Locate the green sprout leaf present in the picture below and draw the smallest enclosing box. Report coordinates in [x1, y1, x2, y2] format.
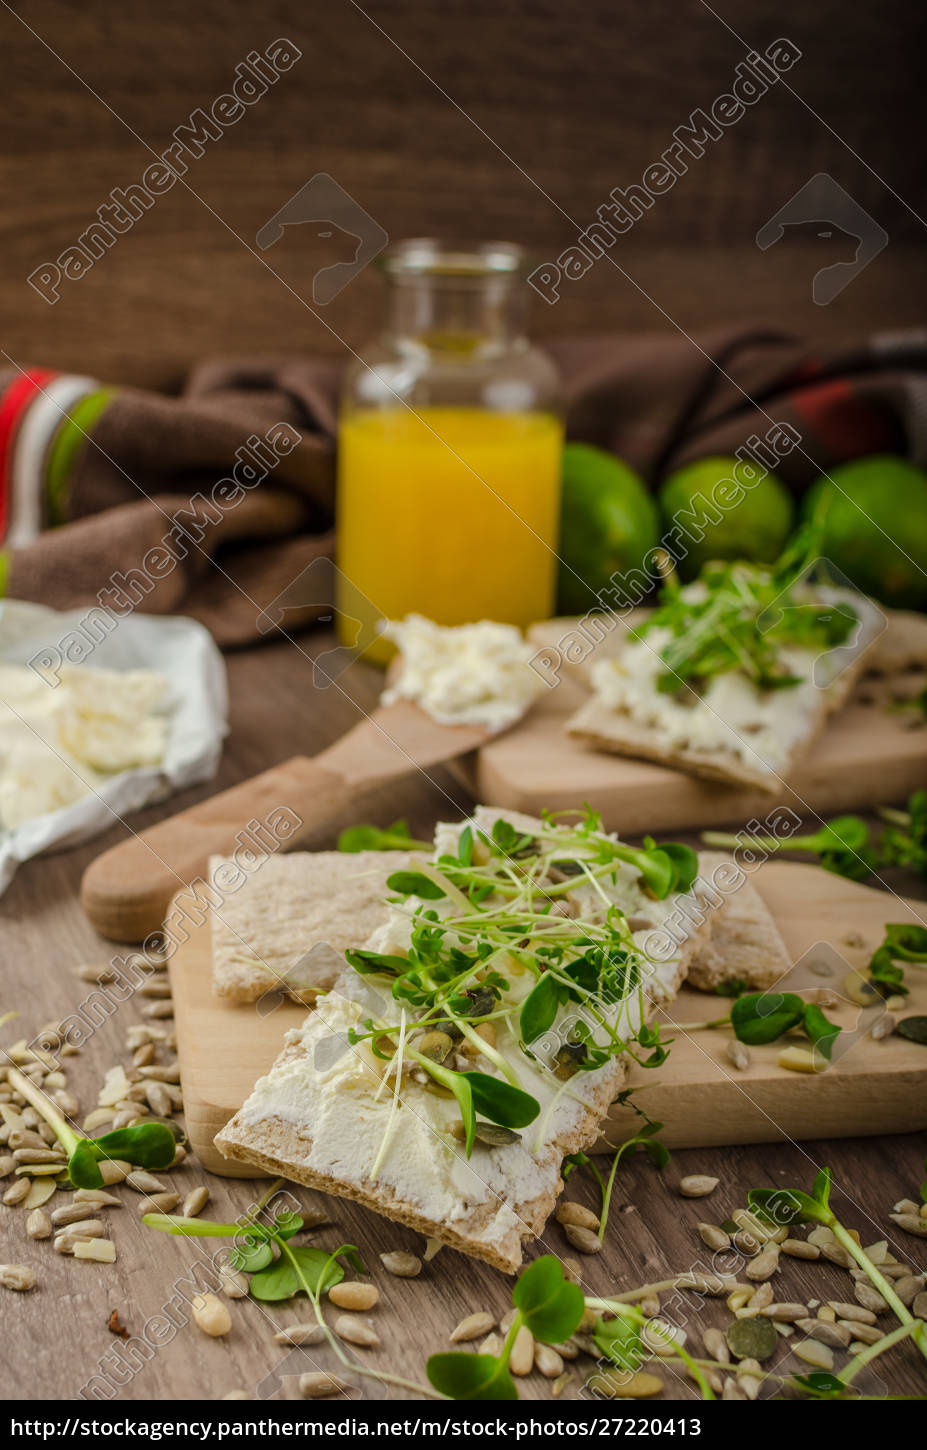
[595, 1311, 645, 1374]
[337, 820, 429, 853]
[731, 991, 806, 1045]
[802, 1003, 842, 1061]
[386, 871, 446, 900]
[426, 1353, 517, 1401]
[511, 1256, 584, 1343]
[67, 1123, 177, 1190]
[465, 1073, 540, 1131]
[248, 1245, 345, 1302]
[519, 973, 564, 1044]
[748, 1184, 833, 1228]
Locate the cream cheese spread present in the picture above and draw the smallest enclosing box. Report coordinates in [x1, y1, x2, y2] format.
[380, 615, 545, 731]
[0, 662, 170, 830]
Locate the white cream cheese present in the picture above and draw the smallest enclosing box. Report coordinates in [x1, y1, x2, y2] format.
[0, 662, 170, 830]
[380, 615, 544, 731]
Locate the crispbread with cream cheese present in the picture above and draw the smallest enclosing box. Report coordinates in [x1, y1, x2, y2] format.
[214, 807, 712, 1271]
[209, 849, 422, 1002]
[686, 851, 791, 992]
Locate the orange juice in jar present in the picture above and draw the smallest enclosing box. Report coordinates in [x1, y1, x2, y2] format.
[336, 241, 562, 663]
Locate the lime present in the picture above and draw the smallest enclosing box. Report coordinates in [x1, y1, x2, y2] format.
[658, 457, 794, 580]
[803, 456, 927, 609]
[556, 444, 660, 614]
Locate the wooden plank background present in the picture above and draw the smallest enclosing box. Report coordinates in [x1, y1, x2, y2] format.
[1, 635, 925, 1401]
[0, 0, 924, 389]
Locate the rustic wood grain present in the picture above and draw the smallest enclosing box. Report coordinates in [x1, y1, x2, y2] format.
[0, 0, 924, 388]
[1, 633, 925, 1401]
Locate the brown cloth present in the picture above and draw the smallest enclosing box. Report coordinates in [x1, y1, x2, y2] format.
[7, 327, 927, 646]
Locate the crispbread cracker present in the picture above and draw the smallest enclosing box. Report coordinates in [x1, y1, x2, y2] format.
[209, 849, 422, 1002]
[686, 852, 791, 992]
[214, 809, 712, 1270]
[865, 609, 927, 676]
[567, 646, 870, 792]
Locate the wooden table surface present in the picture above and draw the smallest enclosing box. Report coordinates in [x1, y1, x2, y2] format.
[2, 631, 925, 1403]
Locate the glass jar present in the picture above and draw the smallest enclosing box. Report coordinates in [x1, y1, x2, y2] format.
[336, 239, 562, 663]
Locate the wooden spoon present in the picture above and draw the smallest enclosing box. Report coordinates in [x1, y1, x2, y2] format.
[80, 696, 495, 943]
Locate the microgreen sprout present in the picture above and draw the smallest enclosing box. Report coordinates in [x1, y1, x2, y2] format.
[702, 814, 875, 882]
[337, 819, 430, 853]
[427, 1256, 584, 1400]
[563, 1095, 669, 1240]
[8, 1065, 176, 1189]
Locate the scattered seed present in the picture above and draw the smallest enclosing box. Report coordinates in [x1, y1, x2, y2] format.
[479, 1332, 502, 1356]
[23, 1179, 58, 1210]
[591, 1369, 664, 1399]
[13, 1148, 65, 1165]
[329, 1282, 379, 1312]
[74, 1189, 122, 1208]
[726, 1039, 751, 1071]
[144, 1083, 173, 1117]
[379, 1251, 421, 1278]
[510, 1325, 535, 1376]
[732, 1230, 760, 1257]
[702, 1327, 729, 1364]
[897, 1015, 927, 1044]
[778, 1046, 822, 1073]
[869, 1014, 896, 1041]
[450, 1311, 495, 1343]
[564, 1224, 602, 1255]
[828, 1301, 876, 1324]
[334, 1314, 380, 1348]
[821, 1243, 854, 1268]
[76, 964, 115, 983]
[722, 1378, 748, 1400]
[0, 1264, 36, 1290]
[745, 1247, 779, 1282]
[273, 1324, 325, 1346]
[3, 1178, 30, 1205]
[218, 1266, 249, 1298]
[555, 1338, 580, 1361]
[142, 1001, 174, 1020]
[222, 1391, 250, 1401]
[795, 1318, 852, 1348]
[760, 1302, 806, 1322]
[747, 1281, 774, 1312]
[854, 1281, 888, 1313]
[182, 1187, 209, 1219]
[725, 1317, 778, 1362]
[74, 1239, 117, 1263]
[698, 1222, 731, 1251]
[893, 1274, 926, 1306]
[890, 1213, 927, 1238]
[894, 1198, 920, 1215]
[58, 1218, 105, 1239]
[912, 1290, 927, 1319]
[192, 1293, 232, 1337]
[793, 1338, 834, 1370]
[556, 1201, 600, 1232]
[53, 1202, 105, 1227]
[552, 1370, 573, 1398]
[781, 1237, 820, 1260]
[142, 1192, 180, 1214]
[639, 1294, 660, 1318]
[299, 1372, 350, 1399]
[679, 1175, 719, 1198]
[98, 1160, 132, 1185]
[125, 1171, 168, 1194]
[535, 1343, 564, 1378]
[0, 1155, 15, 1178]
[26, 1208, 52, 1239]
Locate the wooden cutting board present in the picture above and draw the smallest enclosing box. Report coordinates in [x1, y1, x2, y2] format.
[168, 862, 927, 1176]
[451, 617, 927, 832]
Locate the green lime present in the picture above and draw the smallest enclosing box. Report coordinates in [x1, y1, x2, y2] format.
[803, 456, 927, 609]
[658, 457, 794, 580]
[556, 444, 660, 614]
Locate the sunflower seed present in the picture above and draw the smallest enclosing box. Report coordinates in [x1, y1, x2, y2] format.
[702, 1327, 729, 1364]
[74, 1190, 122, 1207]
[379, 1251, 421, 1278]
[98, 1160, 132, 1185]
[329, 1282, 379, 1312]
[535, 1343, 565, 1378]
[182, 1187, 209, 1218]
[745, 1247, 779, 1282]
[890, 1213, 927, 1238]
[299, 1372, 351, 1399]
[698, 1222, 731, 1251]
[869, 1015, 896, 1040]
[218, 1266, 250, 1298]
[3, 1179, 30, 1205]
[912, 1291, 927, 1319]
[726, 1040, 751, 1071]
[679, 1175, 719, 1198]
[552, 1370, 574, 1397]
[274, 1324, 325, 1346]
[74, 1239, 116, 1263]
[821, 1243, 853, 1268]
[26, 1208, 52, 1238]
[510, 1326, 535, 1376]
[192, 1293, 231, 1336]
[564, 1224, 602, 1254]
[828, 1301, 876, 1324]
[141, 1192, 180, 1214]
[854, 1281, 888, 1313]
[795, 1318, 852, 1348]
[894, 1274, 925, 1305]
[0, 1264, 36, 1290]
[0, 1155, 15, 1178]
[333, 1314, 379, 1348]
[125, 1171, 167, 1194]
[747, 1281, 774, 1311]
[144, 1083, 173, 1117]
[793, 1338, 834, 1370]
[12, 1148, 65, 1165]
[760, 1302, 806, 1322]
[450, 1312, 495, 1343]
[557, 1201, 600, 1231]
[781, 1237, 820, 1260]
[590, 1368, 664, 1398]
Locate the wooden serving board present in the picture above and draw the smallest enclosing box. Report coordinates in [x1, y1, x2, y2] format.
[168, 862, 927, 1176]
[451, 617, 927, 833]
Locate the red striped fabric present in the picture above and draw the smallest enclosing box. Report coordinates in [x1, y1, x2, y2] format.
[0, 368, 57, 543]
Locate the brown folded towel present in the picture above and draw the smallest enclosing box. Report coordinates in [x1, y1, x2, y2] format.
[1, 328, 923, 645]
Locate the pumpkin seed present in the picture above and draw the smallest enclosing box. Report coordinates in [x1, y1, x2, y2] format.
[843, 971, 881, 1008]
[22, 1179, 58, 1210]
[679, 1175, 719, 1198]
[725, 1317, 778, 1361]
[896, 1015, 927, 1044]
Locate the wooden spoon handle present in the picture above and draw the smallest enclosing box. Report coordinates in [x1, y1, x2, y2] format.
[80, 754, 350, 944]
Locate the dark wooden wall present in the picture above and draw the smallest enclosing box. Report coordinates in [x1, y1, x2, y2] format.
[2, 0, 925, 390]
